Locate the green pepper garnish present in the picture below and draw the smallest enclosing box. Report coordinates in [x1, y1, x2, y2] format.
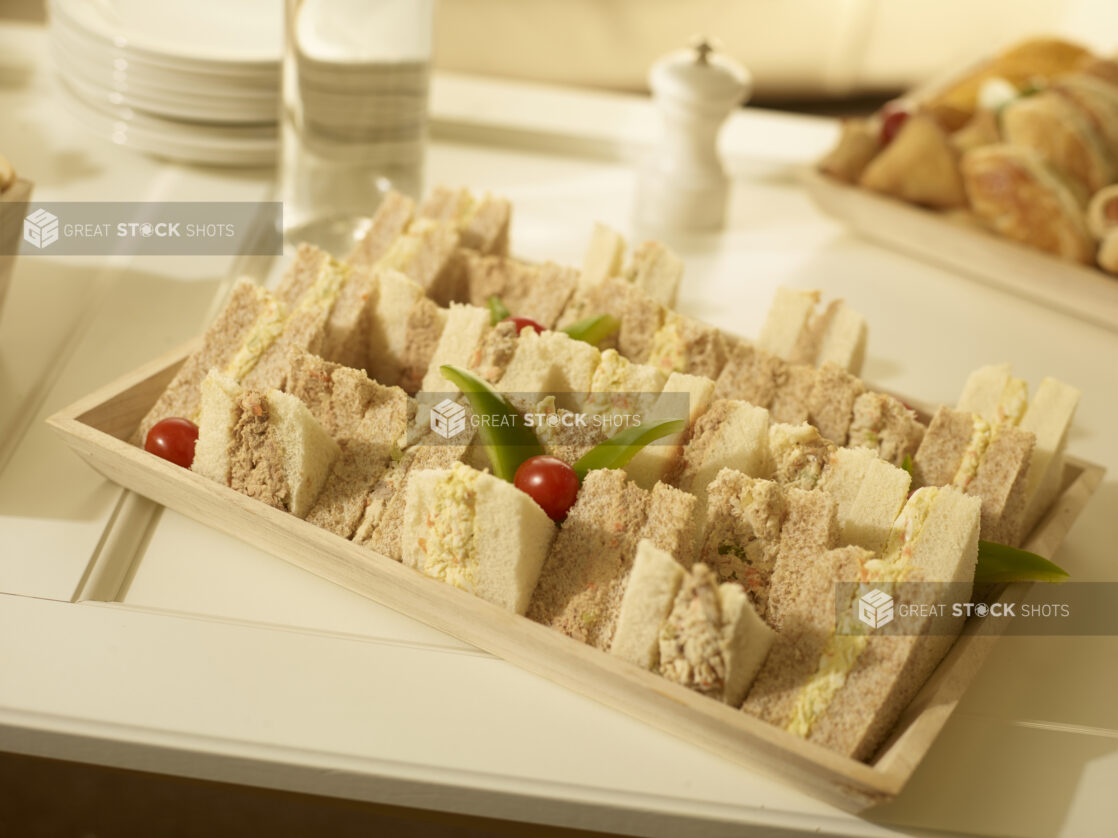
[901, 453, 913, 476]
[561, 314, 621, 347]
[975, 540, 1069, 584]
[440, 364, 544, 482]
[487, 295, 511, 326]
[571, 418, 686, 481]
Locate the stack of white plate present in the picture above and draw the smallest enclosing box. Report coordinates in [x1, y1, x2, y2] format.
[48, 0, 282, 167]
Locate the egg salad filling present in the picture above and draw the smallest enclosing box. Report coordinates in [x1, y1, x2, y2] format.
[784, 489, 941, 738]
[221, 296, 287, 383]
[585, 350, 641, 414]
[376, 219, 435, 274]
[953, 377, 1027, 490]
[418, 462, 482, 594]
[647, 317, 688, 376]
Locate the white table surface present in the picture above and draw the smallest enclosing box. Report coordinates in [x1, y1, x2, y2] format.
[2, 20, 1117, 838]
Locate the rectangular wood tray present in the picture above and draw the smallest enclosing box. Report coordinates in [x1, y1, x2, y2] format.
[802, 167, 1118, 335]
[47, 338, 1105, 812]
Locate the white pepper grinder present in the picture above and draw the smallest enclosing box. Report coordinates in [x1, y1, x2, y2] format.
[636, 39, 751, 232]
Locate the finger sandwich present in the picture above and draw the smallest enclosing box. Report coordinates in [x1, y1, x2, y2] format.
[401, 462, 555, 614]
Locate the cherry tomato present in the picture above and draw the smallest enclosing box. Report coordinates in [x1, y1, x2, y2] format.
[503, 315, 545, 336]
[880, 103, 911, 146]
[145, 417, 199, 469]
[514, 455, 580, 522]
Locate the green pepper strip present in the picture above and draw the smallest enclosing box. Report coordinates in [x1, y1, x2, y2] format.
[572, 419, 686, 481]
[561, 314, 621, 346]
[975, 540, 1070, 584]
[487, 295, 511, 326]
[440, 364, 544, 482]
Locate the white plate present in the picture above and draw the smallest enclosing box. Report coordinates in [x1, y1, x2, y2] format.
[51, 34, 278, 123]
[49, 15, 280, 97]
[56, 77, 277, 167]
[52, 0, 281, 70]
[55, 50, 277, 126]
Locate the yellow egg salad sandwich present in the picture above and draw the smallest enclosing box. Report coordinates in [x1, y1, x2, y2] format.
[744, 486, 981, 760]
[401, 462, 556, 614]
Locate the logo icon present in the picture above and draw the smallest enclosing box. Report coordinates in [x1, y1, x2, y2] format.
[858, 588, 894, 629]
[430, 398, 466, 439]
[24, 208, 60, 249]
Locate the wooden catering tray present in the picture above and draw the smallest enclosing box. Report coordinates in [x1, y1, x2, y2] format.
[47, 337, 1105, 812]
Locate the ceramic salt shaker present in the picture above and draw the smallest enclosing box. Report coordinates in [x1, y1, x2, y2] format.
[636, 40, 751, 232]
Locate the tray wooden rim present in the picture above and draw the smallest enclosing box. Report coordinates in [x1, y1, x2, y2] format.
[801, 166, 1118, 335]
[46, 340, 1106, 812]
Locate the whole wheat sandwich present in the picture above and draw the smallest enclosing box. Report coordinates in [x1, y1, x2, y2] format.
[281, 351, 411, 538]
[744, 486, 981, 760]
[192, 371, 339, 519]
[401, 462, 556, 614]
[526, 469, 697, 650]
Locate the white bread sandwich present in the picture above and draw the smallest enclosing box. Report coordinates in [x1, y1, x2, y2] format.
[657, 562, 774, 706]
[526, 468, 697, 650]
[365, 267, 447, 393]
[193, 371, 339, 518]
[460, 250, 577, 329]
[577, 224, 683, 307]
[956, 363, 1029, 427]
[497, 328, 601, 412]
[609, 539, 686, 670]
[956, 363, 1080, 535]
[624, 371, 715, 489]
[374, 218, 463, 305]
[133, 277, 285, 445]
[346, 190, 416, 269]
[579, 222, 626, 292]
[1019, 377, 1080, 532]
[418, 303, 493, 395]
[612, 544, 775, 706]
[646, 310, 729, 380]
[401, 462, 555, 614]
[673, 399, 771, 539]
[847, 391, 926, 468]
[583, 348, 666, 418]
[913, 405, 1035, 545]
[818, 446, 911, 554]
[757, 288, 868, 376]
[416, 186, 511, 255]
[354, 426, 480, 561]
[625, 239, 684, 308]
[282, 352, 411, 538]
[745, 486, 980, 760]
